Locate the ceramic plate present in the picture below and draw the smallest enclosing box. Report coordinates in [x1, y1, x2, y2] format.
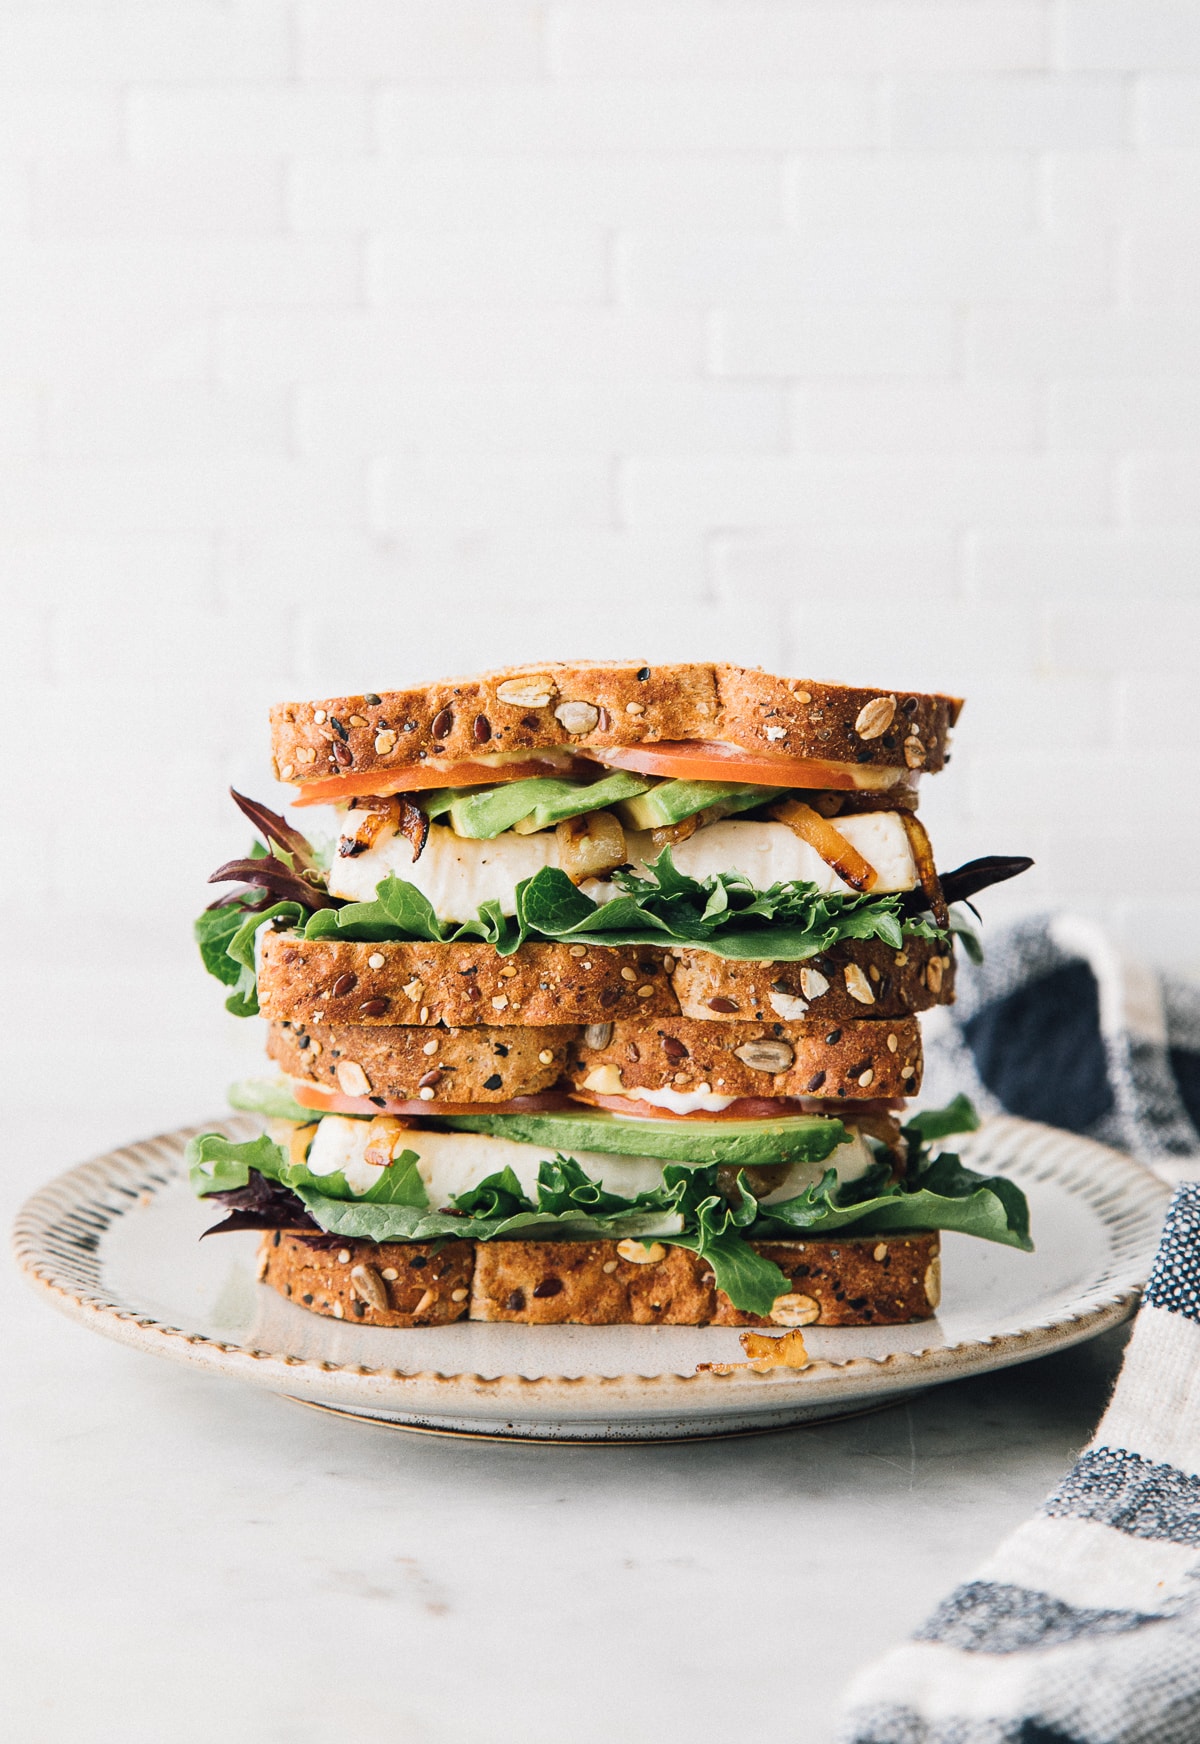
[14, 1114, 1169, 1441]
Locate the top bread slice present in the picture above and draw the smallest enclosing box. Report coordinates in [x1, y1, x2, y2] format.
[270, 662, 962, 789]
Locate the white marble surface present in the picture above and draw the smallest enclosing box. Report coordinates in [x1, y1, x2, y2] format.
[3, 1105, 1130, 1744]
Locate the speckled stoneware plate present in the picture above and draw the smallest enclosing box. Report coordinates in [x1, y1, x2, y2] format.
[14, 1115, 1169, 1442]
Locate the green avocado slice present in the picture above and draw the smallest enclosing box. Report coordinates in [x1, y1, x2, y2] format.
[617, 779, 786, 830]
[438, 1106, 850, 1168]
[439, 771, 651, 839]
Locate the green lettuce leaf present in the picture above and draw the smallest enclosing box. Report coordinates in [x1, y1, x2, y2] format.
[194, 897, 304, 1015]
[752, 1097, 1031, 1251]
[195, 902, 253, 988]
[903, 1093, 981, 1145]
[300, 874, 516, 951]
[188, 1129, 428, 1211]
[510, 850, 941, 959]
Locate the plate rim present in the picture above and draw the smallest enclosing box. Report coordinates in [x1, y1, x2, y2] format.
[12, 1113, 1170, 1412]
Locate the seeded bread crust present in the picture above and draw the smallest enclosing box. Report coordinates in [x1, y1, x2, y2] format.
[258, 932, 954, 1030]
[258, 932, 679, 1028]
[669, 937, 955, 1023]
[258, 1232, 473, 1326]
[267, 1018, 577, 1104]
[568, 1015, 922, 1102]
[270, 663, 961, 786]
[257, 1231, 939, 1327]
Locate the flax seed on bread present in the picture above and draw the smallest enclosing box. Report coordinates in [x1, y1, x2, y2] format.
[267, 1018, 577, 1104]
[568, 1015, 922, 1103]
[271, 663, 962, 788]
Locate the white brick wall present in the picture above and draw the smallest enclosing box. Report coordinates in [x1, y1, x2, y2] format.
[4, 0, 1200, 1035]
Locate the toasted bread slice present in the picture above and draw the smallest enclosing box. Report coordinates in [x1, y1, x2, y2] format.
[258, 933, 953, 1030]
[567, 1015, 922, 1104]
[270, 663, 961, 789]
[267, 1017, 576, 1105]
[257, 1230, 940, 1327]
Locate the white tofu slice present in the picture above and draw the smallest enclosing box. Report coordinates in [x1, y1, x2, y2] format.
[326, 822, 559, 918]
[325, 813, 916, 919]
[631, 814, 916, 896]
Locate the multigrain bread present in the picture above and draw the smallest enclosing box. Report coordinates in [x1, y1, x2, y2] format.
[257, 931, 954, 1030]
[258, 932, 679, 1028]
[258, 1232, 474, 1326]
[568, 1015, 923, 1103]
[270, 662, 961, 789]
[267, 1017, 577, 1104]
[472, 1234, 940, 1327]
[669, 936, 954, 1022]
[257, 1230, 941, 1327]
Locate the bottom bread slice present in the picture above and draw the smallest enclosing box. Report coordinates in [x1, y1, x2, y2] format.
[258, 1230, 940, 1328]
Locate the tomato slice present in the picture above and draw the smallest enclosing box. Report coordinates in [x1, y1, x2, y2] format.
[291, 1082, 572, 1117]
[578, 741, 904, 791]
[290, 757, 586, 808]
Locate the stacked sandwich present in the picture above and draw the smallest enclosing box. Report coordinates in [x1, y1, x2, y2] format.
[190, 661, 1032, 1330]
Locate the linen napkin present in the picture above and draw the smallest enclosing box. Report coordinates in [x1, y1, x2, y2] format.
[839, 914, 1200, 1744]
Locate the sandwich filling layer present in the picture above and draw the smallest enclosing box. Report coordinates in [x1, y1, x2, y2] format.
[325, 815, 919, 918]
[187, 1094, 1032, 1315]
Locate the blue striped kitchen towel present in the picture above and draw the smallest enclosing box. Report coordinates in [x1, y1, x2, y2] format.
[840, 916, 1200, 1744]
[840, 1183, 1200, 1744]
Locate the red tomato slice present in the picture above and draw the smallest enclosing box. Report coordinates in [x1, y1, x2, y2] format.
[578, 741, 899, 790]
[291, 1083, 572, 1117]
[290, 757, 586, 808]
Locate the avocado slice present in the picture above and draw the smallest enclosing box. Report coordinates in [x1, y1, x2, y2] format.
[439, 1107, 849, 1168]
[617, 779, 787, 831]
[508, 769, 650, 832]
[444, 777, 572, 839]
[443, 771, 651, 839]
[418, 788, 458, 821]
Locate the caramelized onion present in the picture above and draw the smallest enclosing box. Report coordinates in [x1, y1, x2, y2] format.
[900, 812, 948, 929]
[555, 808, 627, 883]
[338, 795, 403, 859]
[769, 798, 877, 892]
